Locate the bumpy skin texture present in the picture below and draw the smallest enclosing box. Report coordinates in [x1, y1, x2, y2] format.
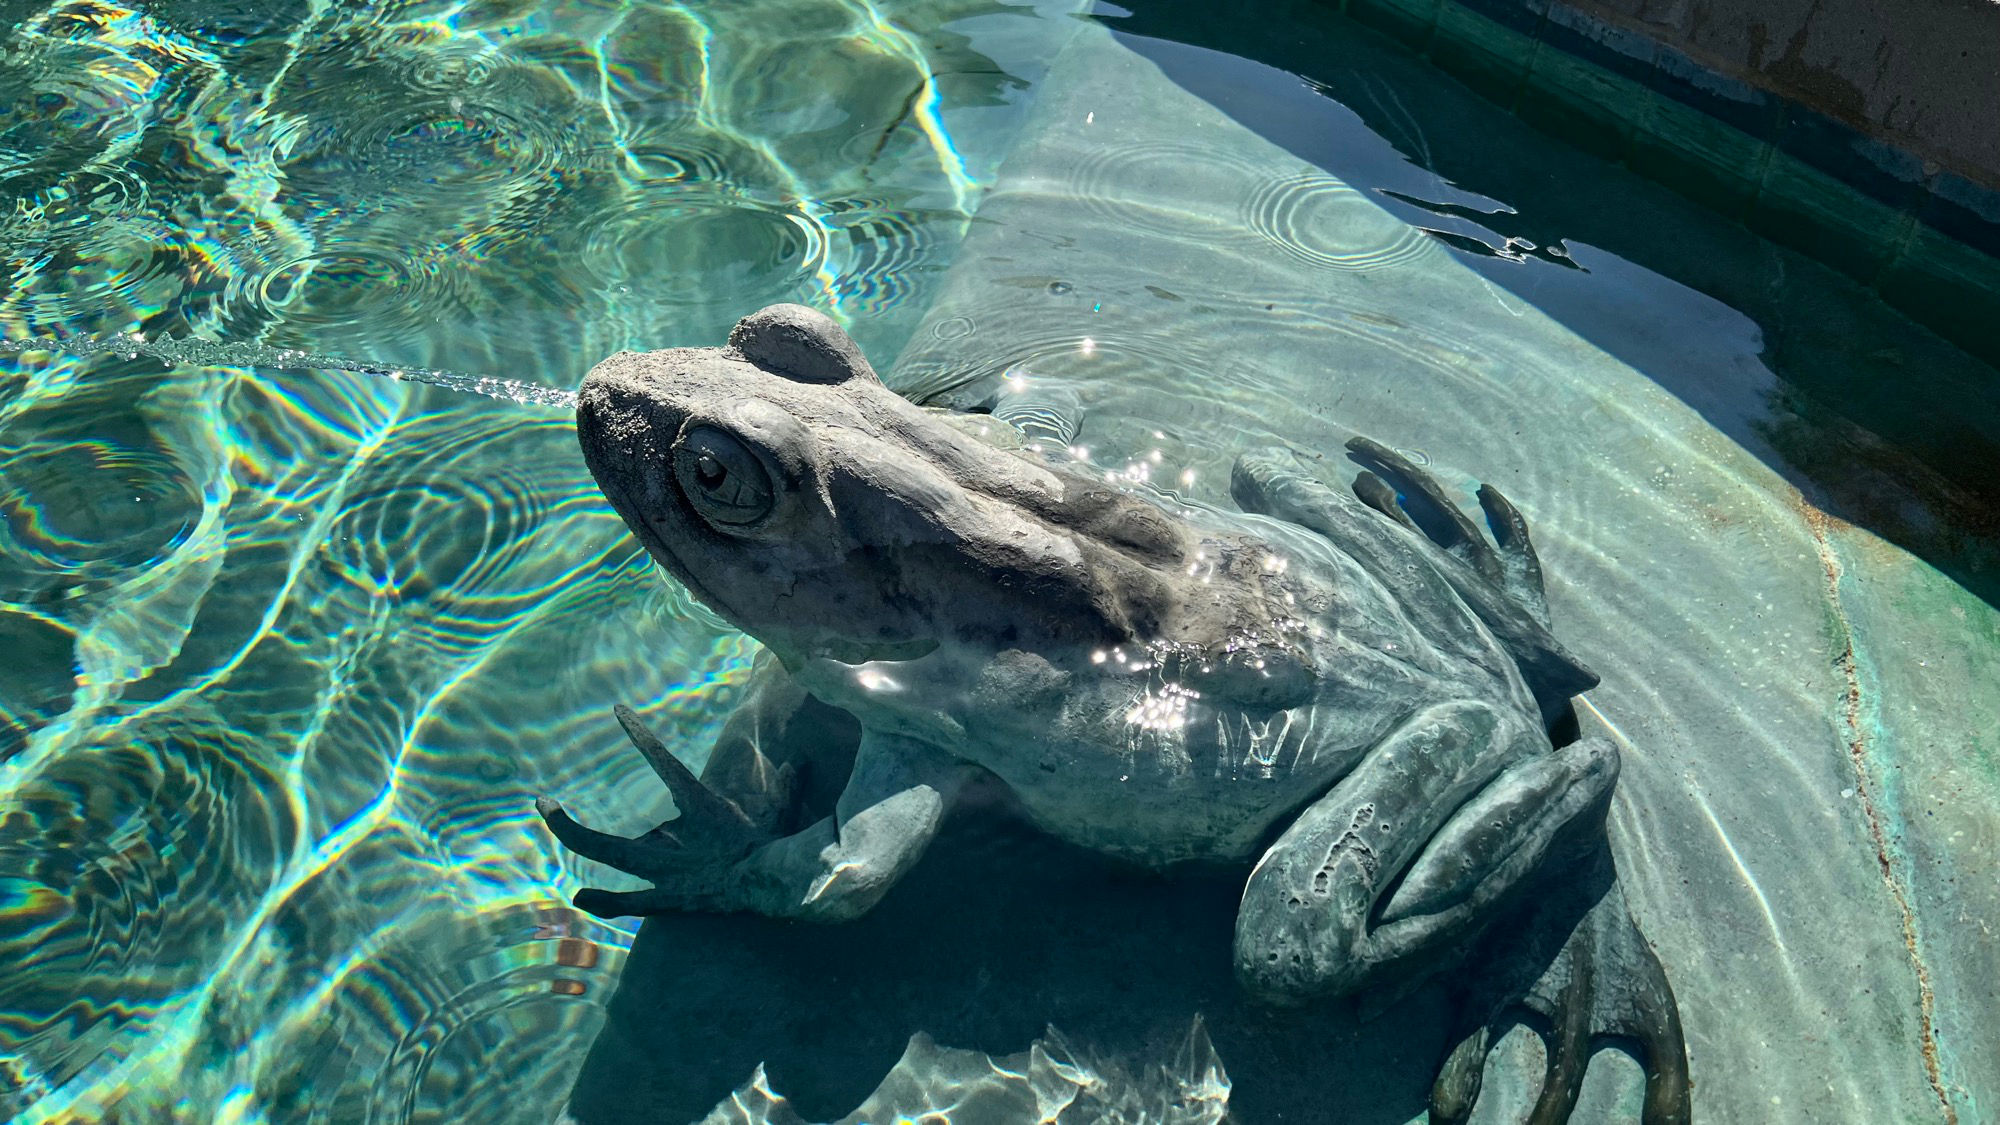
[545, 304, 1689, 1123]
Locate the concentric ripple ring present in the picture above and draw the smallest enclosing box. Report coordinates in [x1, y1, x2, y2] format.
[1243, 172, 1435, 273]
[1066, 140, 1269, 244]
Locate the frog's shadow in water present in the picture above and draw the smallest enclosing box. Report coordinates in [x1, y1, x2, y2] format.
[563, 775, 1458, 1125]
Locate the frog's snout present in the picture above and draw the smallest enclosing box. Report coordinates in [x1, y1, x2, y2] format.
[576, 356, 688, 460]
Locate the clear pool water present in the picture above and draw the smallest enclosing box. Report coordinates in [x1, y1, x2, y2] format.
[0, 0, 1080, 1116]
[2, 0, 1993, 1122]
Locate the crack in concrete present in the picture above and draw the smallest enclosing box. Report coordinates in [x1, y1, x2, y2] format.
[1800, 501, 1957, 1124]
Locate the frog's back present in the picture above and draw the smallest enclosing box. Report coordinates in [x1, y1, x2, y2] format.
[892, 506, 1536, 867]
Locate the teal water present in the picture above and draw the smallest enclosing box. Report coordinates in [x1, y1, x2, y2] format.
[3, 0, 1996, 1121]
[0, 0, 1079, 1117]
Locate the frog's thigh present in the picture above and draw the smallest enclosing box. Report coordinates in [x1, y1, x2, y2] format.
[1235, 703, 1612, 1002]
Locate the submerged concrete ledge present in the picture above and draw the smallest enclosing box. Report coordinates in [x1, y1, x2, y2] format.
[1318, 0, 2000, 369]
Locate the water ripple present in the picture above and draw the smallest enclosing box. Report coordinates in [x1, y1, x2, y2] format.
[1066, 140, 1268, 243]
[404, 47, 502, 94]
[277, 67, 582, 213]
[1, 211, 190, 337]
[824, 197, 944, 315]
[578, 188, 826, 305]
[0, 398, 203, 606]
[618, 141, 737, 186]
[0, 610, 72, 764]
[897, 322, 1200, 411]
[314, 426, 560, 660]
[8, 168, 152, 228]
[1243, 173, 1435, 272]
[244, 243, 475, 351]
[0, 40, 161, 181]
[0, 716, 297, 1106]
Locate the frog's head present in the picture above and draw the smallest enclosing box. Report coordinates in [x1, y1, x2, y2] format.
[576, 305, 1197, 671]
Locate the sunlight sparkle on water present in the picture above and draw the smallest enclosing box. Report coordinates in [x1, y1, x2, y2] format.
[1126, 683, 1199, 731]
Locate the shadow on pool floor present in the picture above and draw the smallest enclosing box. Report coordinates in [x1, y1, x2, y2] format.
[561, 789, 1454, 1125]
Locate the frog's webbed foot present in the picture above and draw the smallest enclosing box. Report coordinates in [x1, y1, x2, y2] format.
[1346, 435, 1549, 625]
[1431, 850, 1690, 1125]
[545, 717, 956, 924]
[537, 705, 785, 918]
[1345, 436, 1598, 718]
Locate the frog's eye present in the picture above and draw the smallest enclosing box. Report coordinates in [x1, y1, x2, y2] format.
[673, 425, 774, 527]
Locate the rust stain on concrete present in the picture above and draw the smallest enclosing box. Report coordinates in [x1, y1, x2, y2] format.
[1795, 494, 1958, 1124]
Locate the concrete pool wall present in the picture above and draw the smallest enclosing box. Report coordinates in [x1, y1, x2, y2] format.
[1318, 0, 2000, 370]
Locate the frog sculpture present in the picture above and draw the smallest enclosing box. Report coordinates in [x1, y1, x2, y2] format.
[541, 304, 1691, 1123]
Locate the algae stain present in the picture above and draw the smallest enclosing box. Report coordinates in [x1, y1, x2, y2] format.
[1797, 496, 1957, 1124]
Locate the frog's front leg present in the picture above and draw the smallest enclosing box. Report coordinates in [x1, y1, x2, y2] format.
[1233, 700, 1615, 1000]
[729, 730, 979, 922]
[541, 716, 974, 921]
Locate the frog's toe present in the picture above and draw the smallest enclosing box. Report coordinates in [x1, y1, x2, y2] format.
[610, 704, 764, 836]
[1474, 482, 1550, 626]
[535, 797, 682, 878]
[1351, 468, 1422, 534]
[537, 797, 752, 915]
[1347, 436, 1552, 628]
[1347, 436, 1505, 580]
[540, 707, 777, 916]
[1430, 855, 1690, 1125]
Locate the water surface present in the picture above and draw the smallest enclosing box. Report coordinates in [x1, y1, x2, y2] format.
[0, 0, 1081, 1117]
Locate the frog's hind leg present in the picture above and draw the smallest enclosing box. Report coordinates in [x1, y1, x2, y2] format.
[1234, 705, 1617, 1002]
[1430, 846, 1691, 1125]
